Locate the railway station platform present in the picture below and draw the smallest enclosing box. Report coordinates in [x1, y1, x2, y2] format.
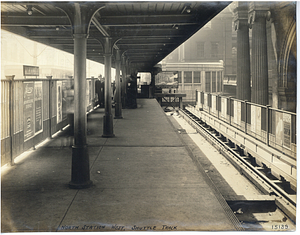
[1, 99, 244, 232]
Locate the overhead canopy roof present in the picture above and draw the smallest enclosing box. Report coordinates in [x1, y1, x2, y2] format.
[1, 1, 230, 72]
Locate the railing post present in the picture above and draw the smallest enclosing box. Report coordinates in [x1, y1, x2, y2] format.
[244, 100, 248, 134]
[266, 105, 270, 146]
[179, 96, 183, 109]
[200, 91, 203, 110]
[229, 96, 232, 126]
[47, 76, 53, 138]
[208, 93, 211, 114]
[217, 95, 220, 119]
[195, 89, 198, 107]
[7, 75, 15, 165]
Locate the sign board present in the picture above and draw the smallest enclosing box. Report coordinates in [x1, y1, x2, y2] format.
[23, 65, 39, 77]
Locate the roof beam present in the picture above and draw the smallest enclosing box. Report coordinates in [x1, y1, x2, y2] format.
[1, 15, 70, 27]
[98, 14, 197, 26]
[91, 18, 110, 37]
[117, 42, 176, 46]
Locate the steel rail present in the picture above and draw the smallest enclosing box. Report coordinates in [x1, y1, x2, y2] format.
[179, 108, 296, 222]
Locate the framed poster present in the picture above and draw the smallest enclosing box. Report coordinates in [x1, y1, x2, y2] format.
[23, 82, 35, 141]
[62, 81, 68, 120]
[57, 81, 62, 123]
[89, 80, 92, 105]
[34, 81, 43, 134]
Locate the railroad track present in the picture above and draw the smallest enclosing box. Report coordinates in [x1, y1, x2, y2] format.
[178, 107, 296, 224]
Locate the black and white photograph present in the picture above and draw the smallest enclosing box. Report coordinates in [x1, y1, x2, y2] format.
[1, 1, 297, 232]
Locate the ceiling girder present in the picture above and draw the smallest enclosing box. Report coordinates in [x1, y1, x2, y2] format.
[1, 1, 231, 72]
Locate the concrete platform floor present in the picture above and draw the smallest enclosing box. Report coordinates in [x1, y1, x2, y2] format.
[1, 99, 243, 232]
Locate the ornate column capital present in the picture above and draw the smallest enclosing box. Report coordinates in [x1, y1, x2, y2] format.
[234, 18, 249, 31]
[233, 4, 250, 31]
[55, 2, 105, 36]
[248, 2, 271, 28]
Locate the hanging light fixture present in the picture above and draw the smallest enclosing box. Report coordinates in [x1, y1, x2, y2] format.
[27, 5, 33, 15]
[181, 3, 192, 14]
[186, 4, 192, 13]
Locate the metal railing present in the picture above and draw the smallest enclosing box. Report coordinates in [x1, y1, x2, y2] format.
[1, 77, 97, 166]
[195, 90, 296, 159]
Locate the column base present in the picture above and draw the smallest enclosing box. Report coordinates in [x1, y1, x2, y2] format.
[114, 116, 123, 119]
[69, 145, 92, 189]
[102, 114, 115, 137]
[102, 134, 115, 138]
[69, 180, 93, 189]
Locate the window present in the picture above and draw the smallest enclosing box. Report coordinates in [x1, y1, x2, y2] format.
[178, 72, 182, 83]
[197, 42, 205, 58]
[205, 72, 211, 92]
[212, 71, 216, 92]
[194, 71, 201, 83]
[211, 42, 219, 58]
[184, 71, 192, 83]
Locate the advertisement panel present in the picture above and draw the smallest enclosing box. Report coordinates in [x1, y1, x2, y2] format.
[89, 80, 92, 105]
[57, 81, 62, 123]
[34, 81, 43, 133]
[62, 81, 68, 120]
[23, 82, 35, 141]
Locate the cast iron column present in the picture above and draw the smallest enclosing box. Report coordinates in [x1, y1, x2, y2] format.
[121, 55, 127, 108]
[55, 2, 105, 189]
[249, 3, 270, 105]
[234, 2, 251, 101]
[102, 37, 115, 137]
[69, 33, 92, 189]
[114, 49, 123, 119]
[150, 72, 156, 98]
